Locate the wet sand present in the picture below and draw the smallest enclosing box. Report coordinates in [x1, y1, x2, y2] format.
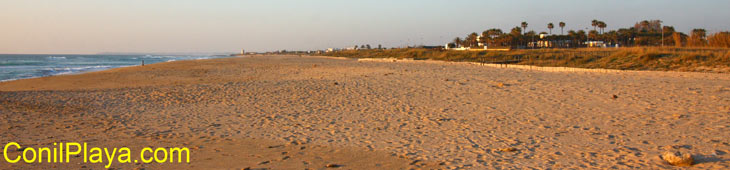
[1, 55, 729, 169]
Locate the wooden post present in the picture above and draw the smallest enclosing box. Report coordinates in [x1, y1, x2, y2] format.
[142, 60, 145, 66]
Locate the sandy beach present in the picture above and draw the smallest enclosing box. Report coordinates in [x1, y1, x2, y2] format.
[1, 55, 729, 169]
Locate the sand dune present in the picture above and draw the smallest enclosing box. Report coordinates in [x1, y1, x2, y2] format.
[1, 55, 729, 169]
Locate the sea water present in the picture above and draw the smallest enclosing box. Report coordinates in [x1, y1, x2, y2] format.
[0, 54, 229, 82]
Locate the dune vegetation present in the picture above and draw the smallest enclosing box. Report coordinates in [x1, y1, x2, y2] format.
[323, 47, 730, 72]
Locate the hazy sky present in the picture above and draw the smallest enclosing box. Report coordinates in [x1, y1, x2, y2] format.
[1, 0, 729, 54]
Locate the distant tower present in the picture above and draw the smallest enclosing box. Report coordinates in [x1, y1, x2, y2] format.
[240, 49, 245, 55]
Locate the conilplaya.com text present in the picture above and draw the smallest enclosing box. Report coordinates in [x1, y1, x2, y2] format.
[3, 142, 190, 168]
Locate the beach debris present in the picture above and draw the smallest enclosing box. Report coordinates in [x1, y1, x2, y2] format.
[612, 95, 618, 99]
[243, 168, 268, 170]
[499, 148, 517, 152]
[290, 140, 306, 145]
[267, 145, 284, 149]
[333, 82, 339, 85]
[661, 151, 694, 166]
[438, 118, 455, 121]
[242, 167, 268, 170]
[662, 145, 692, 150]
[325, 163, 344, 168]
[672, 114, 687, 119]
[497, 83, 505, 88]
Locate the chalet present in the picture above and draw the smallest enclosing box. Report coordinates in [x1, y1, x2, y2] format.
[585, 41, 606, 47]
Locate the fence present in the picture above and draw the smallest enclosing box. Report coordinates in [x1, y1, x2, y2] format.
[355, 57, 626, 73]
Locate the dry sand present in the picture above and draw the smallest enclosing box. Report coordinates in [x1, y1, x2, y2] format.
[1, 55, 729, 169]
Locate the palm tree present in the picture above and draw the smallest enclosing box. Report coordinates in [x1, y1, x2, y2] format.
[453, 37, 462, 47]
[588, 30, 599, 41]
[467, 32, 479, 47]
[485, 28, 503, 38]
[510, 27, 522, 37]
[521, 21, 528, 35]
[510, 27, 522, 46]
[598, 21, 607, 34]
[576, 30, 587, 42]
[692, 29, 706, 38]
[639, 20, 651, 32]
[567, 30, 577, 46]
[617, 28, 636, 46]
[559, 22, 566, 35]
[690, 28, 707, 47]
[481, 30, 490, 45]
[484, 28, 503, 46]
[591, 19, 599, 32]
[547, 23, 554, 35]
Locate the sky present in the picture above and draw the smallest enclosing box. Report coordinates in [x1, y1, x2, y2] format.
[1, 0, 729, 54]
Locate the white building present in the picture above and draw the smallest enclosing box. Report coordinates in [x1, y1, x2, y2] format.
[477, 35, 485, 47]
[585, 41, 606, 47]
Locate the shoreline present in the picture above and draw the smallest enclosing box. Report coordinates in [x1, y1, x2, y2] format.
[0, 55, 228, 83]
[0, 64, 139, 83]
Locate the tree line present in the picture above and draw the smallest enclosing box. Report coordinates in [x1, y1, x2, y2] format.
[450, 19, 730, 48]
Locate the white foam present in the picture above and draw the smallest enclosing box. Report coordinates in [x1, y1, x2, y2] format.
[47, 56, 67, 60]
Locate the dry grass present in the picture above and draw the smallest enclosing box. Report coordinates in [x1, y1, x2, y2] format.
[324, 47, 730, 72]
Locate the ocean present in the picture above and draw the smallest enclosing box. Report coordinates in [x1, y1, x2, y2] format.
[0, 54, 229, 82]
